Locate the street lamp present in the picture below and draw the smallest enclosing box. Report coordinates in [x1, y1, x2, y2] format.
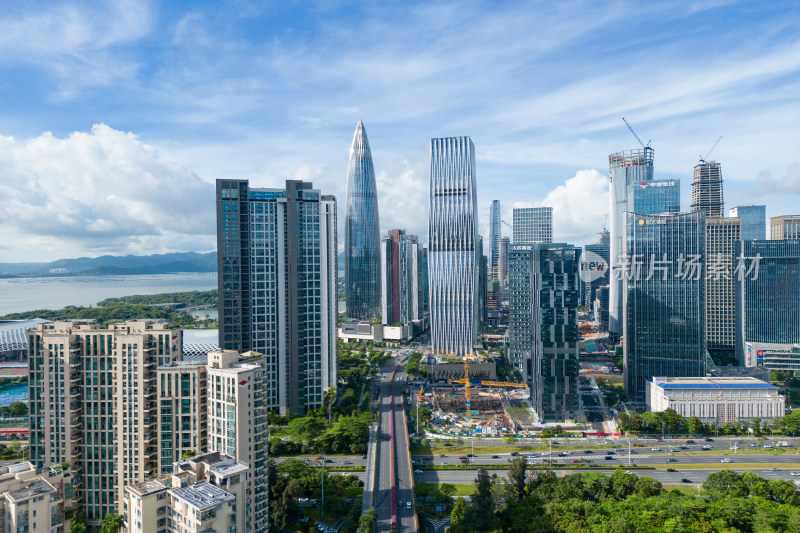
[627, 438, 632, 467]
[320, 454, 325, 519]
[549, 440, 553, 467]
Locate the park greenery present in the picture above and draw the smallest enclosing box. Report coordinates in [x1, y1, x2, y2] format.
[0, 401, 28, 419]
[405, 351, 424, 379]
[269, 458, 363, 532]
[448, 458, 800, 532]
[618, 407, 800, 437]
[772, 371, 800, 407]
[2, 290, 218, 328]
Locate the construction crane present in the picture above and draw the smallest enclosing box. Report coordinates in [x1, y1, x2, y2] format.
[441, 351, 483, 419]
[699, 136, 723, 163]
[622, 117, 651, 149]
[449, 379, 528, 389]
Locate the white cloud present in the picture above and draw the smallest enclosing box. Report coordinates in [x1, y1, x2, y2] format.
[0, 124, 215, 262]
[514, 169, 609, 245]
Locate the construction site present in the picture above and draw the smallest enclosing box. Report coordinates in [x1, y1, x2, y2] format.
[421, 354, 534, 435]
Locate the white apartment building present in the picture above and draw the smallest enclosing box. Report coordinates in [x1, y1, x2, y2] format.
[647, 376, 785, 424]
[28, 319, 182, 527]
[0, 463, 72, 533]
[206, 350, 268, 532]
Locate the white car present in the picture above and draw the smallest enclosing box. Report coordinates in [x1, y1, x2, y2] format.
[721, 458, 732, 463]
[790, 472, 800, 476]
[702, 445, 712, 450]
[651, 447, 662, 451]
[414, 469, 423, 473]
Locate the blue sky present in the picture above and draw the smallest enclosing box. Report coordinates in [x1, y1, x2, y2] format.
[1, 0, 799, 261]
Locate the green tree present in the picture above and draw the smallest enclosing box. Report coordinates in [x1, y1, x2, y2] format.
[357, 509, 377, 533]
[507, 457, 528, 501]
[6, 402, 27, 417]
[287, 416, 327, 442]
[685, 416, 703, 435]
[450, 498, 472, 533]
[99, 514, 124, 533]
[70, 521, 87, 533]
[703, 470, 747, 497]
[440, 483, 457, 500]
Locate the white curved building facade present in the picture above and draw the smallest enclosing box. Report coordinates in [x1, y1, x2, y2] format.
[428, 136, 479, 355]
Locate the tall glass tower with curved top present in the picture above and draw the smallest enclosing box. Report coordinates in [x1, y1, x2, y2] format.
[428, 136, 479, 355]
[345, 120, 381, 320]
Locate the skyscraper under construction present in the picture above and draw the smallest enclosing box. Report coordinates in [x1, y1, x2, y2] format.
[691, 160, 724, 218]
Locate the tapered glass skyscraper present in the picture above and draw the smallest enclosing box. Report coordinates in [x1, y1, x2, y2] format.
[490, 200, 501, 280]
[345, 121, 381, 320]
[429, 136, 479, 355]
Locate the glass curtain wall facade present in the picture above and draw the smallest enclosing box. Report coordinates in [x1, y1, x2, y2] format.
[345, 121, 381, 320]
[380, 229, 423, 326]
[490, 200, 501, 281]
[691, 161, 724, 218]
[623, 211, 706, 403]
[729, 205, 766, 240]
[499, 237, 510, 288]
[609, 148, 655, 335]
[734, 240, 800, 364]
[512, 207, 553, 244]
[216, 179, 338, 415]
[630, 179, 680, 215]
[428, 136, 479, 355]
[770, 215, 800, 240]
[508, 246, 534, 382]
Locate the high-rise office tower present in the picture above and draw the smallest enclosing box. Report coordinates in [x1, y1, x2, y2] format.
[512, 207, 553, 244]
[729, 205, 766, 240]
[734, 240, 800, 366]
[380, 230, 424, 326]
[479, 236, 488, 329]
[583, 241, 610, 308]
[28, 320, 182, 526]
[597, 229, 610, 247]
[623, 211, 706, 403]
[490, 200, 501, 281]
[428, 136, 479, 355]
[770, 215, 800, 240]
[499, 237, 510, 288]
[691, 160, 724, 218]
[608, 147, 655, 335]
[510, 244, 581, 421]
[344, 121, 381, 320]
[705, 217, 741, 363]
[216, 179, 338, 414]
[630, 178, 680, 214]
[206, 350, 269, 531]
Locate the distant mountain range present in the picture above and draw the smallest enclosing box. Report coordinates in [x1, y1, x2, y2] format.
[0, 252, 217, 277]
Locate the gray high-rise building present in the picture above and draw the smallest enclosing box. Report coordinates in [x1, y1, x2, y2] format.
[735, 240, 800, 366]
[479, 237, 488, 329]
[380, 229, 425, 327]
[729, 205, 766, 240]
[691, 160, 724, 218]
[705, 217, 741, 364]
[609, 147, 655, 335]
[624, 211, 706, 403]
[345, 121, 381, 320]
[509, 244, 580, 421]
[512, 207, 553, 244]
[499, 236, 510, 288]
[428, 136, 479, 355]
[490, 200, 501, 281]
[770, 215, 800, 240]
[216, 179, 338, 414]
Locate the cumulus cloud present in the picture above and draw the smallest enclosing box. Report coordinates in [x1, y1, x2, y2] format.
[514, 169, 609, 245]
[374, 157, 429, 242]
[0, 124, 215, 262]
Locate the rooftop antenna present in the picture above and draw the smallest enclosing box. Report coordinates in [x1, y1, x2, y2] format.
[622, 117, 651, 149]
[699, 136, 723, 163]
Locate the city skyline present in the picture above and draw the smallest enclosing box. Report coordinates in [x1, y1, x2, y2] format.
[1, 1, 799, 262]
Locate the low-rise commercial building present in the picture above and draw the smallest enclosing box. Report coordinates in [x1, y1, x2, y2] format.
[646, 376, 785, 424]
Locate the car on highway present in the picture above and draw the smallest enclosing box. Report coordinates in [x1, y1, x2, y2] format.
[459, 456, 468, 460]
[764, 444, 773, 448]
[667, 468, 677, 472]
[407, 501, 412, 509]
[790, 472, 800, 476]
[702, 445, 712, 450]
[466, 454, 474, 457]
[571, 459, 580, 463]
[344, 461, 353, 465]
[681, 478, 692, 483]
[770, 467, 780, 471]
[552, 441, 560, 445]
[651, 447, 662, 451]
[686, 440, 695, 444]
[441, 462, 449, 465]
[584, 450, 594, 454]
[679, 446, 689, 450]
[705, 438, 714, 442]
[491, 455, 500, 459]
[667, 458, 678, 462]
[558, 453, 567, 457]
[414, 469, 423, 473]
[604, 456, 614, 460]
[721, 458, 732, 463]
[527, 453, 537, 457]
[510, 452, 518, 456]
